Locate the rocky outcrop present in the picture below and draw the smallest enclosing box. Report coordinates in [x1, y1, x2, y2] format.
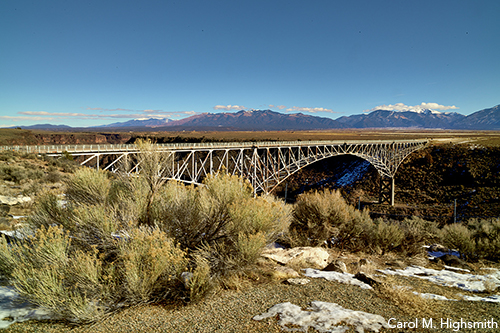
[261, 247, 330, 269]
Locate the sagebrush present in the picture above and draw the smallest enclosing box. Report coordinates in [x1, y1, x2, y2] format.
[0, 140, 291, 323]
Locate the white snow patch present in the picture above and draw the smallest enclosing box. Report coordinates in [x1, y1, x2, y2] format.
[459, 294, 500, 303]
[444, 265, 470, 272]
[379, 266, 500, 293]
[413, 291, 456, 301]
[335, 161, 371, 187]
[253, 301, 388, 333]
[0, 286, 55, 329]
[303, 269, 373, 290]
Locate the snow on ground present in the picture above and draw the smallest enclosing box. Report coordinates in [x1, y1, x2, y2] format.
[335, 160, 371, 187]
[0, 286, 54, 329]
[303, 266, 500, 303]
[303, 269, 373, 290]
[378, 265, 500, 293]
[253, 301, 388, 333]
[459, 294, 500, 303]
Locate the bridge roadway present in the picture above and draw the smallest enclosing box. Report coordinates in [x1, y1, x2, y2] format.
[2, 139, 428, 205]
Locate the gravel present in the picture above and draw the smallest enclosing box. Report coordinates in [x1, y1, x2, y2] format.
[3, 271, 500, 332]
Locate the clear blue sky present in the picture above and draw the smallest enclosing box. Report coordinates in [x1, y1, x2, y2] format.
[1, 0, 499, 127]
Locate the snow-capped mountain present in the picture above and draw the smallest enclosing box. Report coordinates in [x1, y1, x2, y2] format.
[17, 104, 500, 131]
[453, 105, 500, 130]
[336, 109, 465, 129]
[161, 109, 345, 130]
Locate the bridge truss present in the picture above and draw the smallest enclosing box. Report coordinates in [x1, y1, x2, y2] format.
[13, 139, 428, 205]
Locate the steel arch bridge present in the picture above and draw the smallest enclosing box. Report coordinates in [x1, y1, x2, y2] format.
[5, 139, 427, 205]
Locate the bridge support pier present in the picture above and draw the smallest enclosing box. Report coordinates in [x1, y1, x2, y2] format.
[379, 177, 395, 206]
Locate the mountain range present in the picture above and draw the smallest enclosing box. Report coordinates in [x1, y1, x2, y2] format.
[19, 104, 500, 131]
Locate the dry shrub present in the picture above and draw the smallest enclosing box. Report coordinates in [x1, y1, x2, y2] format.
[27, 192, 71, 230]
[152, 173, 290, 283]
[118, 227, 188, 303]
[185, 255, 214, 302]
[66, 168, 111, 206]
[371, 219, 404, 255]
[334, 210, 374, 252]
[1, 142, 291, 323]
[440, 223, 475, 260]
[375, 278, 436, 318]
[3, 226, 106, 323]
[469, 218, 500, 261]
[108, 176, 149, 227]
[134, 138, 173, 225]
[290, 189, 358, 247]
[398, 216, 439, 256]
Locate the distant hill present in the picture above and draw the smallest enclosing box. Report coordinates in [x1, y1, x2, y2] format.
[98, 118, 171, 128]
[19, 124, 73, 131]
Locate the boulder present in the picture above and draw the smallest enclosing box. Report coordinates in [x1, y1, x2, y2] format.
[274, 266, 300, 278]
[359, 258, 370, 266]
[385, 260, 405, 268]
[438, 254, 467, 268]
[429, 244, 448, 252]
[261, 247, 330, 269]
[354, 272, 382, 287]
[322, 260, 348, 273]
[0, 195, 32, 206]
[286, 278, 310, 285]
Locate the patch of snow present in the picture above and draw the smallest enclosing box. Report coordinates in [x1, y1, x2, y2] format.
[378, 266, 500, 293]
[335, 160, 371, 187]
[253, 301, 388, 333]
[413, 291, 456, 301]
[0, 286, 55, 329]
[0, 229, 29, 240]
[303, 268, 373, 290]
[444, 265, 470, 272]
[459, 294, 500, 303]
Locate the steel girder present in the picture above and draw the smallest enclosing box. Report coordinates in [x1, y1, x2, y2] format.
[81, 141, 426, 196]
[41, 140, 427, 199]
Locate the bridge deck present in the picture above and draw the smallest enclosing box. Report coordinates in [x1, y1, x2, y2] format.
[1, 139, 427, 155]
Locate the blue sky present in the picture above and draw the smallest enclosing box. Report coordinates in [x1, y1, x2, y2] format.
[1, 0, 499, 127]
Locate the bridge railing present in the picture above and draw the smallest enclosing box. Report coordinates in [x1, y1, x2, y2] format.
[0, 139, 427, 155]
